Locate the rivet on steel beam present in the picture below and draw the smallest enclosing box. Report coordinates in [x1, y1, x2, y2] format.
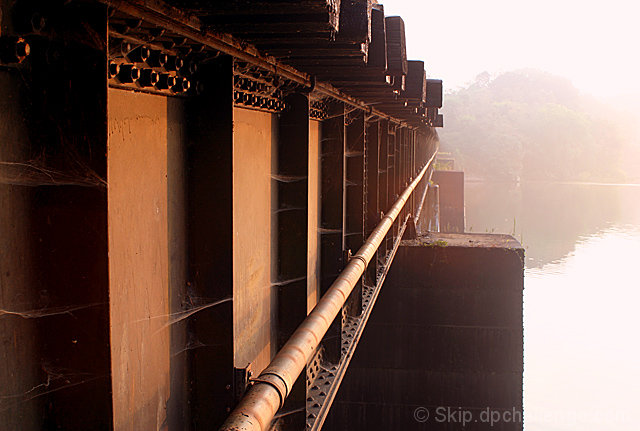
[108, 61, 120, 79]
[137, 68, 159, 87]
[171, 77, 190, 93]
[179, 60, 197, 77]
[155, 73, 176, 90]
[126, 45, 150, 63]
[119, 41, 133, 58]
[164, 55, 184, 72]
[146, 50, 167, 68]
[0, 37, 30, 64]
[116, 64, 139, 83]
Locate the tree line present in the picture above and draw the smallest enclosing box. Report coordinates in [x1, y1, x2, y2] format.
[439, 69, 640, 182]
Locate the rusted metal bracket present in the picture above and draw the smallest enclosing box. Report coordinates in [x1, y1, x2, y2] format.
[233, 366, 253, 403]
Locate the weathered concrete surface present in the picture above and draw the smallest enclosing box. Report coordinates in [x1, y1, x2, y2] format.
[308, 120, 322, 313]
[326, 232, 524, 430]
[432, 170, 464, 233]
[108, 89, 188, 430]
[233, 107, 276, 374]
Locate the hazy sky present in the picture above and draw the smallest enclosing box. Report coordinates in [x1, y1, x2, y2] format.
[383, 0, 640, 97]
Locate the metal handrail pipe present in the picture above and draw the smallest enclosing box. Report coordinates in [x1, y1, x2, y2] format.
[220, 151, 437, 431]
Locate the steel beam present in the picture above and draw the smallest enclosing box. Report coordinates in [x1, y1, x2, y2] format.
[319, 101, 346, 363]
[186, 55, 235, 429]
[344, 108, 365, 318]
[364, 118, 380, 287]
[99, 0, 413, 127]
[274, 92, 310, 430]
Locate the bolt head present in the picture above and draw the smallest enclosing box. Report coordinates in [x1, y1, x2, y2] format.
[16, 40, 30, 58]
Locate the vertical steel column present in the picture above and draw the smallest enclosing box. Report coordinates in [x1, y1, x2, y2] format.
[398, 127, 406, 223]
[274, 92, 310, 430]
[319, 101, 345, 363]
[404, 129, 410, 207]
[344, 108, 365, 317]
[400, 128, 406, 223]
[400, 127, 406, 187]
[386, 124, 396, 250]
[393, 126, 401, 242]
[404, 129, 410, 218]
[377, 120, 389, 259]
[410, 131, 416, 216]
[186, 55, 235, 429]
[275, 93, 310, 347]
[18, 3, 112, 428]
[407, 129, 413, 216]
[364, 118, 380, 287]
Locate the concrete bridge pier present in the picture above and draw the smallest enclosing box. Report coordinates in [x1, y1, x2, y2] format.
[326, 232, 524, 430]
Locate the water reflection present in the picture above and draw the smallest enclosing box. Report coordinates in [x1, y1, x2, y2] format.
[465, 181, 640, 431]
[465, 181, 640, 268]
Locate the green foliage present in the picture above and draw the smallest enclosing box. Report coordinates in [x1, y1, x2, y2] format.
[428, 240, 448, 247]
[439, 69, 636, 182]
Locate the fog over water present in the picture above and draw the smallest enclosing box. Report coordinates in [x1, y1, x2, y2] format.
[382, 1, 640, 427]
[466, 181, 640, 430]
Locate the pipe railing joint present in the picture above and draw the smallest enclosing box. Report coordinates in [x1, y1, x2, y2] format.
[249, 372, 289, 409]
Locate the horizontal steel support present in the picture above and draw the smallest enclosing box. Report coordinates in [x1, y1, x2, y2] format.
[100, 0, 415, 128]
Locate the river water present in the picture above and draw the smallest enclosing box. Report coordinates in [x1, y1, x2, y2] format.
[465, 181, 640, 431]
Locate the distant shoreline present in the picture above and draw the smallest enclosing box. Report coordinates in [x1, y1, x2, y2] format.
[464, 178, 640, 187]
